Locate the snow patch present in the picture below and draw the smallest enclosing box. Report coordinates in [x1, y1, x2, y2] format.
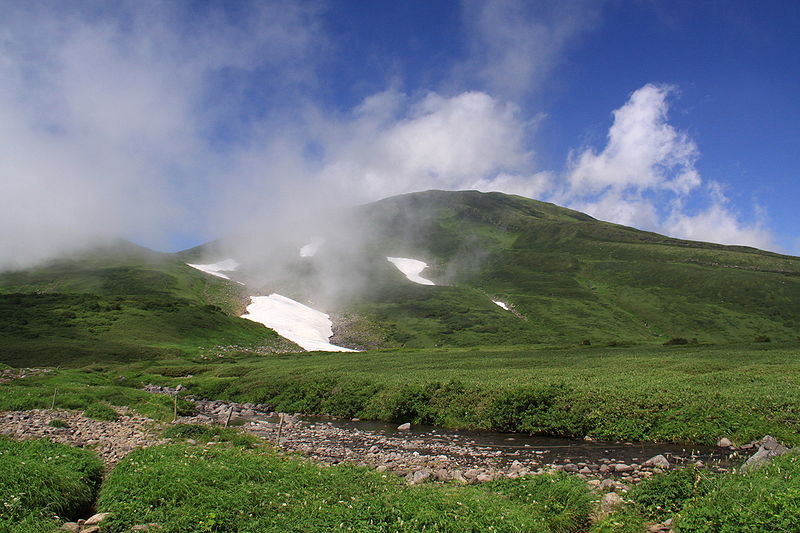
[386, 257, 435, 285]
[186, 259, 240, 280]
[241, 294, 357, 352]
[493, 300, 509, 310]
[300, 238, 324, 258]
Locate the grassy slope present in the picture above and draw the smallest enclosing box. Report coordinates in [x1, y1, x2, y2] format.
[0, 240, 295, 367]
[0, 438, 103, 532]
[348, 190, 800, 347]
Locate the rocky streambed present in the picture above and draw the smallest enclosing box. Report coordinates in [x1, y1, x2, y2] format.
[181, 394, 746, 489]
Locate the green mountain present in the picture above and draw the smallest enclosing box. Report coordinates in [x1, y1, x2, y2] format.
[2, 190, 798, 367]
[332, 190, 800, 347]
[0, 240, 295, 367]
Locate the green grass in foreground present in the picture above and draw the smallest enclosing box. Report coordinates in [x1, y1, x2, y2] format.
[97, 443, 592, 533]
[599, 452, 800, 532]
[0, 438, 103, 532]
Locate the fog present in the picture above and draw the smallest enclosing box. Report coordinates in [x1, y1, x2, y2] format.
[0, 1, 780, 277]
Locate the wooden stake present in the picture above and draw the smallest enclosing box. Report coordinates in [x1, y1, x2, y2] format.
[224, 407, 234, 428]
[276, 413, 284, 445]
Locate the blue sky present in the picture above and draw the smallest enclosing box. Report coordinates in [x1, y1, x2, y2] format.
[0, 0, 798, 268]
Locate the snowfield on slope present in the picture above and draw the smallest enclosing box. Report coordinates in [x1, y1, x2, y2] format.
[493, 300, 510, 310]
[241, 294, 357, 352]
[386, 257, 435, 285]
[186, 259, 240, 280]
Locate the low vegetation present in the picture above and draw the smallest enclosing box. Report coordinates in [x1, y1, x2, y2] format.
[2, 342, 799, 445]
[0, 438, 103, 532]
[97, 443, 592, 532]
[599, 453, 800, 532]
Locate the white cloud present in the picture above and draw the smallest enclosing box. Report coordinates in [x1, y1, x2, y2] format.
[316, 90, 546, 200]
[0, 1, 321, 269]
[460, 0, 600, 97]
[558, 84, 775, 250]
[566, 84, 700, 196]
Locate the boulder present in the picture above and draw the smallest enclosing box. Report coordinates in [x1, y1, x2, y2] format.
[397, 422, 411, 431]
[742, 442, 789, 472]
[717, 437, 733, 447]
[642, 454, 670, 469]
[407, 469, 431, 485]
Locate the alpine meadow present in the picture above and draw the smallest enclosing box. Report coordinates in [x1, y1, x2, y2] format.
[2, 1, 800, 532]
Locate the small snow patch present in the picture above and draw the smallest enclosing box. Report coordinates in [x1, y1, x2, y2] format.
[187, 259, 240, 280]
[241, 294, 357, 352]
[493, 300, 509, 310]
[387, 257, 435, 285]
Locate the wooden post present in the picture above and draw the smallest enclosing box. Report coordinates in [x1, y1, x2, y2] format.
[51, 389, 57, 410]
[224, 407, 234, 428]
[276, 413, 284, 445]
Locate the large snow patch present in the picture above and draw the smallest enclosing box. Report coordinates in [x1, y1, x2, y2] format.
[386, 257, 435, 285]
[241, 294, 357, 352]
[186, 259, 240, 280]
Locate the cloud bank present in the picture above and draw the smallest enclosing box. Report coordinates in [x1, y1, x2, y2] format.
[0, 1, 781, 272]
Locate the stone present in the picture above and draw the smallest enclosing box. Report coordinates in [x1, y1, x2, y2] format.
[82, 527, 100, 533]
[614, 463, 633, 472]
[600, 479, 616, 490]
[563, 463, 580, 473]
[60, 523, 80, 532]
[717, 437, 734, 447]
[407, 469, 431, 485]
[476, 472, 494, 483]
[742, 443, 790, 472]
[83, 513, 111, 527]
[397, 423, 411, 431]
[579, 466, 592, 474]
[642, 454, 670, 469]
[433, 468, 451, 481]
[600, 492, 624, 513]
[451, 470, 468, 484]
[509, 460, 524, 472]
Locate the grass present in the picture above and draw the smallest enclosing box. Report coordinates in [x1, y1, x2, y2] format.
[2, 342, 799, 445]
[600, 453, 800, 532]
[169, 342, 800, 445]
[163, 424, 261, 447]
[97, 443, 592, 532]
[0, 438, 103, 532]
[0, 240, 295, 367]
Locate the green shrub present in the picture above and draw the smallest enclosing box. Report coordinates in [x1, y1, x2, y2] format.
[677, 453, 800, 532]
[754, 335, 771, 343]
[48, 418, 68, 428]
[629, 466, 716, 520]
[485, 384, 588, 437]
[83, 402, 119, 421]
[664, 337, 689, 346]
[0, 438, 103, 528]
